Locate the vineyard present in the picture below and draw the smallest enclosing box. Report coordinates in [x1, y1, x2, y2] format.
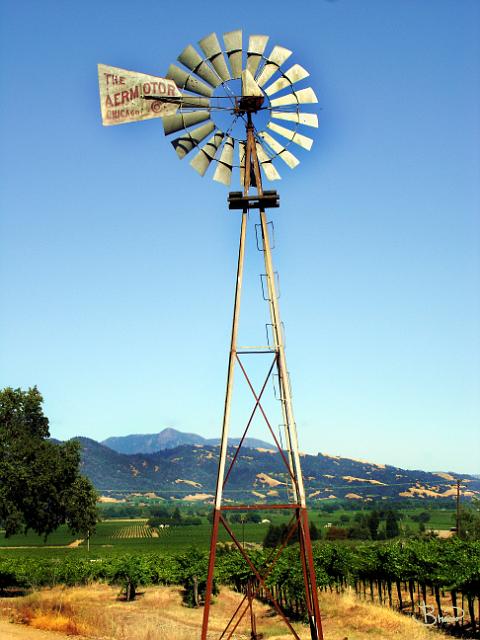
[0, 537, 478, 637]
[111, 525, 164, 539]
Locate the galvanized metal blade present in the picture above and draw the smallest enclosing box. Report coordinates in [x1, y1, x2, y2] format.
[267, 121, 313, 151]
[167, 64, 214, 98]
[270, 86, 318, 107]
[198, 32, 231, 82]
[271, 110, 319, 128]
[178, 44, 221, 88]
[171, 121, 216, 159]
[242, 69, 263, 97]
[246, 35, 269, 77]
[238, 141, 246, 186]
[179, 92, 211, 108]
[223, 29, 243, 79]
[190, 130, 224, 176]
[256, 45, 292, 87]
[264, 64, 309, 97]
[258, 130, 300, 169]
[213, 136, 235, 185]
[163, 110, 211, 136]
[256, 142, 281, 181]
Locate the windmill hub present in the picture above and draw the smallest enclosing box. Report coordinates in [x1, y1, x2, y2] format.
[236, 94, 264, 114]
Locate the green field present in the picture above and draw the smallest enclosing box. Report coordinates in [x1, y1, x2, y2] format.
[0, 518, 285, 558]
[0, 507, 456, 560]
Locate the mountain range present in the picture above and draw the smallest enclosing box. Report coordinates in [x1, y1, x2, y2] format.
[102, 428, 274, 454]
[74, 429, 480, 504]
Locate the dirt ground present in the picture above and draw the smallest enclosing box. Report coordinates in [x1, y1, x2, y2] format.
[0, 620, 77, 640]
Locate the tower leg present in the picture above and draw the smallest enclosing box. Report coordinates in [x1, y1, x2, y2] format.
[201, 507, 221, 639]
[201, 211, 248, 640]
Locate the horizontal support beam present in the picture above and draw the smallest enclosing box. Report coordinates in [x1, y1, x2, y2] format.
[237, 349, 277, 355]
[228, 190, 280, 210]
[221, 503, 300, 511]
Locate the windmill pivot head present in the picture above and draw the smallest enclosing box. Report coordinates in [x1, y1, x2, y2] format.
[237, 94, 264, 114]
[237, 69, 264, 114]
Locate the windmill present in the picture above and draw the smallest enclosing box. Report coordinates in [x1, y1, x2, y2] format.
[98, 28, 323, 640]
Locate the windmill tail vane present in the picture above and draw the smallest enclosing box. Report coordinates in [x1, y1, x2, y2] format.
[98, 29, 323, 640]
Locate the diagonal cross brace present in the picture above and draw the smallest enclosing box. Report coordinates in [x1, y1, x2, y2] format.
[236, 353, 297, 485]
[222, 354, 278, 488]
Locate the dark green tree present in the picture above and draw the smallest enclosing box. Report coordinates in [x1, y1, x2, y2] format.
[385, 510, 400, 539]
[309, 521, 320, 541]
[0, 387, 98, 538]
[65, 475, 98, 538]
[457, 499, 480, 541]
[263, 523, 281, 548]
[367, 510, 380, 540]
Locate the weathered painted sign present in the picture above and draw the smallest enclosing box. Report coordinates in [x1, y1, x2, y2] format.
[98, 64, 181, 126]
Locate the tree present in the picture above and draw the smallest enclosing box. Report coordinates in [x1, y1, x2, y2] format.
[309, 522, 320, 541]
[457, 499, 480, 541]
[65, 476, 98, 538]
[367, 510, 380, 540]
[0, 387, 98, 538]
[385, 510, 399, 539]
[108, 556, 146, 601]
[263, 523, 282, 548]
[176, 548, 218, 607]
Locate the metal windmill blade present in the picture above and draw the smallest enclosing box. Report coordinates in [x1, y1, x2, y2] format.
[166, 63, 214, 98]
[267, 121, 314, 151]
[246, 35, 269, 76]
[256, 141, 281, 180]
[269, 86, 318, 107]
[198, 32, 231, 82]
[258, 130, 300, 168]
[213, 136, 235, 185]
[256, 45, 293, 87]
[190, 131, 224, 176]
[271, 111, 319, 128]
[264, 64, 309, 96]
[223, 29, 243, 79]
[171, 121, 216, 159]
[163, 110, 211, 136]
[178, 92, 211, 108]
[177, 44, 222, 88]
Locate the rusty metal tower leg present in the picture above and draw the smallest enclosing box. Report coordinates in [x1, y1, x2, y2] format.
[202, 115, 323, 640]
[201, 208, 248, 640]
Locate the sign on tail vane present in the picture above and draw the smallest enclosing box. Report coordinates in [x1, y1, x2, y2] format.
[97, 64, 181, 126]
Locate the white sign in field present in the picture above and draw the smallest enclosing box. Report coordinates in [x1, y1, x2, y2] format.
[98, 64, 181, 126]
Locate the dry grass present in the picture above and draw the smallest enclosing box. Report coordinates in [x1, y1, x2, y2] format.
[316, 589, 447, 640]
[0, 584, 448, 640]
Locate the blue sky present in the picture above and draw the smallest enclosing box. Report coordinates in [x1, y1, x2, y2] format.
[1, 0, 479, 474]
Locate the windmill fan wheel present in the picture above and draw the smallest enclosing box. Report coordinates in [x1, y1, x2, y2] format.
[163, 30, 319, 187]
